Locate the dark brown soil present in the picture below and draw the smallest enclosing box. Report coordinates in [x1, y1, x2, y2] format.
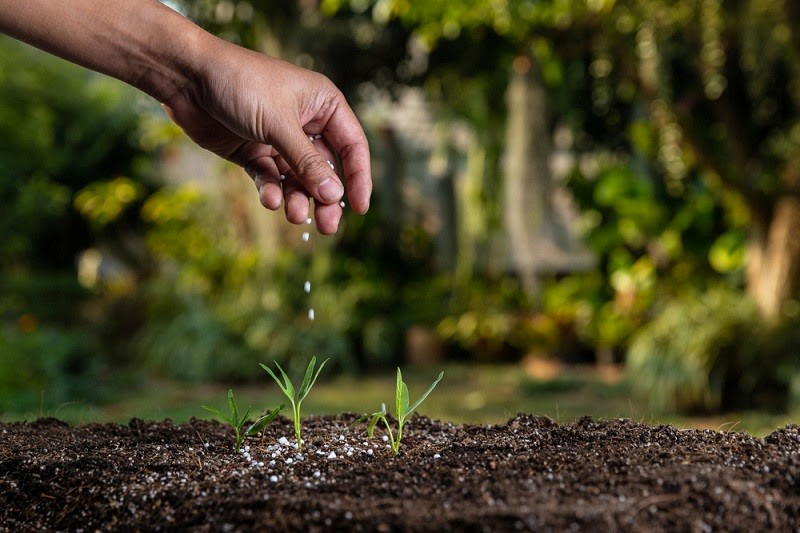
[1, 414, 799, 531]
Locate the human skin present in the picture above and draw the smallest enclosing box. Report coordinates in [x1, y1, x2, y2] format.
[0, 0, 371, 235]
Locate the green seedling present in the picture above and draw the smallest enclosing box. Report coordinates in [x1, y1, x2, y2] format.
[354, 368, 444, 455]
[260, 356, 328, 450]
[202, 389, 284, 453]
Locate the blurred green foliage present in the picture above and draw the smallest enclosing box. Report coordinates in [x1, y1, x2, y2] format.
[0, 325, 107, 412]
[3, 1, 800, 419]
[628, 287, 799, 412]
[0, 37, 159, 414]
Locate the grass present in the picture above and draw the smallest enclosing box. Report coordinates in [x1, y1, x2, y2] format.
[2, 363, 797, 437]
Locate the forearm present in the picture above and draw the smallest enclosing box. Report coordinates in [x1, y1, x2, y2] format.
[0, 0, 208, 101]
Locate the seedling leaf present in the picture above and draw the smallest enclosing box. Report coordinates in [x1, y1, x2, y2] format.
[201, 405, 229, 424]
[227, 389, 238, 424]
[396, 368, 409, 417]
[406, 371, 444, 416]
[262, 357, 328, 450]
[204, 389, 283, 453]
[367, 413, 381, 438]
[350, 414, 370, 427]
[240, 406, 252, 425]
[298, 356, 317, 401]
[356, 370, 443, 455]
[304, 357, 329, 401]
[273, 361, 295, 400]
[245, 403, 285, 437]
[260, 363, 289, 396]
[400, 382, 410, 416]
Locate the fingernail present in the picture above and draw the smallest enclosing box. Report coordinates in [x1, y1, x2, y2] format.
[318, 178, 343, 203]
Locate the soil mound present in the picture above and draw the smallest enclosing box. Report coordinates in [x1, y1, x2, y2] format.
[2, 414, 799, 531]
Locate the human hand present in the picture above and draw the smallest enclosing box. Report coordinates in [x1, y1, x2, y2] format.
[161, 39, 371, 235]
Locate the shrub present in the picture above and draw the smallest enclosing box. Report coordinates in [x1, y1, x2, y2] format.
[627, 288, 796, 412]
[0, 324, 107, 413]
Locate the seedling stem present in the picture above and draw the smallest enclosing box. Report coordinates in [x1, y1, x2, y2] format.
[354, 368, 444, 455]
[261, 356, 328, 450]
[202, 389, 284, 453]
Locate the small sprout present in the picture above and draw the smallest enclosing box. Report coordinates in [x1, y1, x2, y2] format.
[202, 389, 284, 453]
[353, 368, 444, 455]
[261, 356, 329, 451]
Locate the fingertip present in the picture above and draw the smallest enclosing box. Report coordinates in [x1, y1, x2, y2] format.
[347, 174, 373, 214]
[259, 186, 282, 211]
[351, 197, 370, 215]
[284, 192, 310, 224]
[314, 202, 342, 235]
[318, 222, 338, 236]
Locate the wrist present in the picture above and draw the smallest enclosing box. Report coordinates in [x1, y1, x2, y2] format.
[131, 9, 211, 103]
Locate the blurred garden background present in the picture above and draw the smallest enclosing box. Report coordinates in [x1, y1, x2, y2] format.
[3, 0, 800, 435]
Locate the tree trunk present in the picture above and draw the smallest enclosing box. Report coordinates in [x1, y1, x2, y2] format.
[503, 55, 580, 294]
[503, 56, 553, 293]
[747, 161, 800, 320]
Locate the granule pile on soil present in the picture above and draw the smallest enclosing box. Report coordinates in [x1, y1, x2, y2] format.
[1, 414, 799, 531]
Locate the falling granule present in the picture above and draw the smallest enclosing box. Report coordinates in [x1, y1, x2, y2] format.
[304, 281, 311, 293]
[313, 134, 322, 140]
[305, 217, 312, 225]
[339, 201, 346, 208]
[327, 160, 335, 170]
[301, 232, 310, 242]
[279, 174, 286, 181]
[308, 308, 315, 320]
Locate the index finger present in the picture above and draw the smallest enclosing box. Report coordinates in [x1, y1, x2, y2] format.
[323, 96, 372, 214]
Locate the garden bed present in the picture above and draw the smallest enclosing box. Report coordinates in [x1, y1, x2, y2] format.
[2, 414, 799, 531]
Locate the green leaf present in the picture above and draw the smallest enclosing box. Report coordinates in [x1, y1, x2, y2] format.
[227, 389, 239, 424]
[349, 413, 370, 428]
[273, 361, 296, 400]
[239, 406, 252, 429]
[260, 363, 290, 398]
[244, 404, 285, 437]
[406, 371, 444, 416]
[298, 356, 317, 402]
[301, 357, 329, 402]
[367, 413, 382, 438]
[400, 382, 410, 417]
[201, 405, 230, 425]
[396, 368, 408, 418]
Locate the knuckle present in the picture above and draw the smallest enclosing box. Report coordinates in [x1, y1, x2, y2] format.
[294, 151, 326, 183]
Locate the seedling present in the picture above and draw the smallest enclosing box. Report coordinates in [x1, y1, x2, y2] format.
[202, 389, 284, 453]
[353, 368, 444, 455]
[260, 356, 328, 450]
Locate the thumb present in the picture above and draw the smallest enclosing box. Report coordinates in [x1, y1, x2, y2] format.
[278, 126, 344, 204]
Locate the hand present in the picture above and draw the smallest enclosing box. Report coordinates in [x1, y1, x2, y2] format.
[161, 39, 371, 235]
